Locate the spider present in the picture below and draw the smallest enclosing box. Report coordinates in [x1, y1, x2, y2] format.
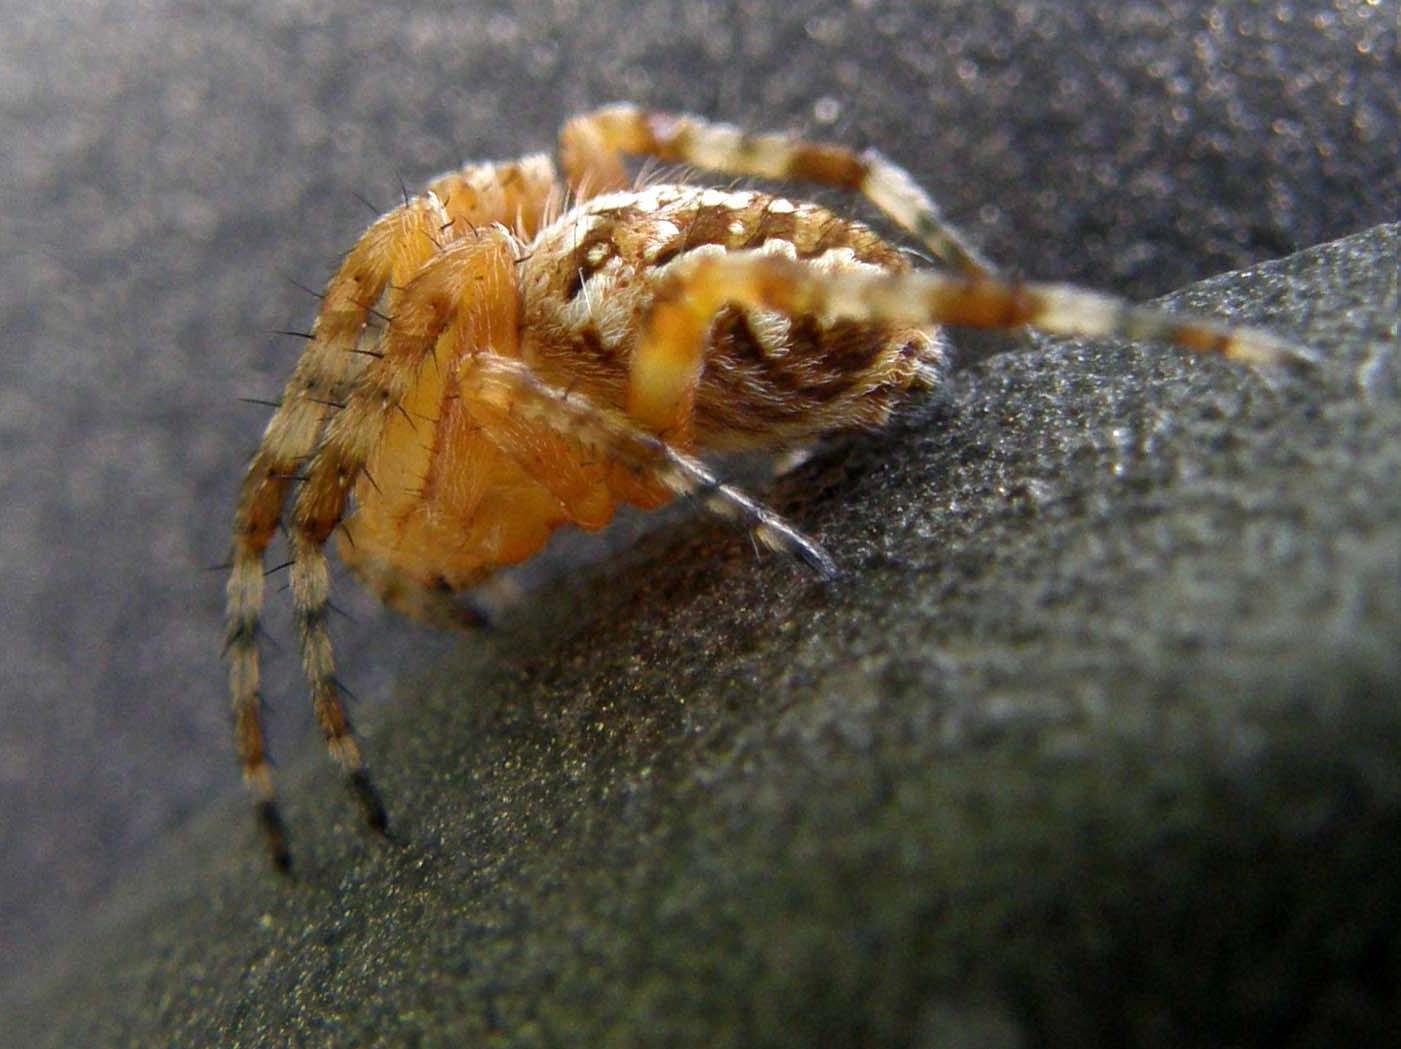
[226, 104, 1307, 871]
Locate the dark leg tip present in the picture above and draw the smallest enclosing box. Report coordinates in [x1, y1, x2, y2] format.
[796, 540, 839, 581]
[257, 800, 293, 875]
[451, 599, 494, 631]
[348, 767, 389, 834]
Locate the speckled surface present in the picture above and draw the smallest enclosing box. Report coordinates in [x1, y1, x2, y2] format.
[8, 218, 1400, 1046]
[0, 0, 1397, 1043]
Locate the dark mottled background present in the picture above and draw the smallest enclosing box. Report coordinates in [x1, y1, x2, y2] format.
[0, 0, 1397, 1042]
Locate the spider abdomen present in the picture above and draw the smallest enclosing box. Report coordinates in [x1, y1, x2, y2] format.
[520, 185, 943, 450]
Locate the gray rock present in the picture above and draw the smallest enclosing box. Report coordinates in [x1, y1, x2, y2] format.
[8, 218, 1400, 1044]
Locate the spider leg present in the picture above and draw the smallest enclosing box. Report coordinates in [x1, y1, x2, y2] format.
[448, 379, 640, 524]
[424, 154, 561, 242]
[559, 104, 994, 277]
[226, 192, 455, 868]
[227, 156, 555, 868]
[455, 356, 837, 577]
[643, 250, 1315, 371]
[283, 229, 521, 847]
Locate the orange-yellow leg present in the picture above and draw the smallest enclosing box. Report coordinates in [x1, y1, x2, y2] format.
[455, 355, 837, 576]
[280, 229, 522, 849]
[640, 250, 1314, 373]
[425, 154, 560, 242]
[619, 250, 1312, 577]
[226, 191, 455, 867]
[226, 163, 542, 866]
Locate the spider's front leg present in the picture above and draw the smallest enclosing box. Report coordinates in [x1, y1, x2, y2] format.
[226, 160, 537, 868]
[452, 355, 838, 578]
[279, 229, 523, 859]
[226, 192, 458, 869]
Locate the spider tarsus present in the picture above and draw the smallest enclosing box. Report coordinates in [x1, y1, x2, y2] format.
[347, 768, 389, 834]
[257, 799, 293, 874]
[445, 597, 493, 630]
[792, 538, 839, 581]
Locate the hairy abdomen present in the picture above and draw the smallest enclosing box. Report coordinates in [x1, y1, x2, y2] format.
[520, 184, 942, 449]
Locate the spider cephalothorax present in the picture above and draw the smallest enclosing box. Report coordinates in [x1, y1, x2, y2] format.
[226, 105, 1306, 869]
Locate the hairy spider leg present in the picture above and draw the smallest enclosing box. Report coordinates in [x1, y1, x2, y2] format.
[227, 162, 554, 869]
[453, 356, 837, 576]
[571, 249, 1310, 580]
[226, 193, 454, 867]
[425, 154, 559, 242]
[284, 229, 527, 848]
[332, 226, 573, 626]
[559, 104, 995, 277]
[608, 248, 1308, 561]
[643, 251, 1314, 373]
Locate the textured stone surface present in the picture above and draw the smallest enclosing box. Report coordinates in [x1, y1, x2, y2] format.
[9, 216, 1401, 1049]
[1, 0, 1398, 1043]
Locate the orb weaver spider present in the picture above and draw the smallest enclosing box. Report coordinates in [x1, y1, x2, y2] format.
[225, 104, 1308, 870]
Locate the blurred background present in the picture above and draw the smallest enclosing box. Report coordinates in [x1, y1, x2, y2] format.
[0, 0, 1395, 987]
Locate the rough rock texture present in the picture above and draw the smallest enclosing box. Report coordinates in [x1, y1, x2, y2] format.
[9, 218, 1401, 1047]
[1, 0, 1398, 1044]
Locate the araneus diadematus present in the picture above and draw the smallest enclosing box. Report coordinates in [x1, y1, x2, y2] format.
[226, 104, 1308, 870]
